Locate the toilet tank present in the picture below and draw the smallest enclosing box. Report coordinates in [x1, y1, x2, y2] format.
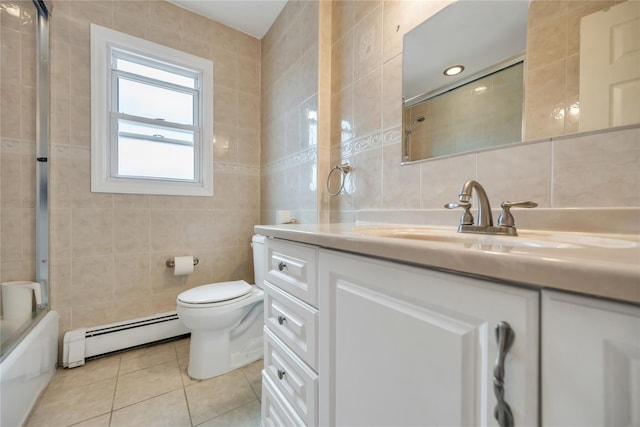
[251, 234, 267, 289]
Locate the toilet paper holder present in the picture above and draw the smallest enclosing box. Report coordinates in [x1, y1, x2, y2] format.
[165, 257, 199, 268]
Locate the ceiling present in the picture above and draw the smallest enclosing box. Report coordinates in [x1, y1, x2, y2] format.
[168, 0, 287, 39]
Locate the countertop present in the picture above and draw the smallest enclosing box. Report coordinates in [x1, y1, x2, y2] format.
[255, 221, 640, 305]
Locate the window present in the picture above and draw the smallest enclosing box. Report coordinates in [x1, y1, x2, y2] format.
[91, 24, 213, 196]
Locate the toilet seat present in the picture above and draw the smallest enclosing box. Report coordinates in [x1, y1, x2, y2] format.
[177, 280, 253, 306]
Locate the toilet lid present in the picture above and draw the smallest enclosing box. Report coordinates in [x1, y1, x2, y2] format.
[178, 280, 252, 304]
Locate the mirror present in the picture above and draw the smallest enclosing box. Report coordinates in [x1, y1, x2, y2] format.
[402, 0, 640, 163]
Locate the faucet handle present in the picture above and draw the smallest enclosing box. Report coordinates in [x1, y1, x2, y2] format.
[445, 201, 474, 225]
[498, 201, 538, 227]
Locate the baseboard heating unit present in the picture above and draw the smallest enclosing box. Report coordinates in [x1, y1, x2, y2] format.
[62, 311, 189, 368]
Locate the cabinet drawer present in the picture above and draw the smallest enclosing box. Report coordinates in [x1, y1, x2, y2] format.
[264, 281, 318, 370]
[262, 372, 306, 427]
[266, 238, 318, 306]
[264, 327, 318, 426]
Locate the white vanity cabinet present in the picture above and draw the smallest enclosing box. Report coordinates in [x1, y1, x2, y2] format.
[542, 290, 640, 426]
[262, 239, 319, 426]
[318, 249, 540, 427]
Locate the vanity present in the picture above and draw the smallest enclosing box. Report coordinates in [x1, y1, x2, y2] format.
[256, 207, 640, 426]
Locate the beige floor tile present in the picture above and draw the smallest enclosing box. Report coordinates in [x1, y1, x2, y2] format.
[178, 355, 201, 387]
[110, 389, 191, 427]
[113, 360, 183, 409]
[174, 337, 190, 360]
[242, 360, 263, 400]
[26, 378, 116, 427]
[197, 400, 261, 427]
[185, 369, 257, 425]
[119, 341, 178, 374]
[69, 413, 111, 427]
[47, 356, 121, 393]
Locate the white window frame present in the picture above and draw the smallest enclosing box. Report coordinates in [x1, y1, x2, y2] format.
[90, 24, 214, 196]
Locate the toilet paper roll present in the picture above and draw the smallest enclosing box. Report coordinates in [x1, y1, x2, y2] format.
[173, 256, 194, 276]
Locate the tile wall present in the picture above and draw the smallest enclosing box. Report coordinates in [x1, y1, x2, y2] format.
[326, 0, 639, 222]
[260, 1, 320, 225]
[1, 1, 262, 342]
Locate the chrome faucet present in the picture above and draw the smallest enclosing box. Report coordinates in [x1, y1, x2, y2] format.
[459, 180, 493, 227]
[445, 180, 537, 236]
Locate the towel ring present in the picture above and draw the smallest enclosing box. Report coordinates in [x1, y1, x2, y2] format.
[326, 163, 352, 196]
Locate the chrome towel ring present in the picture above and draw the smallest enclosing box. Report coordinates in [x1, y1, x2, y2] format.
[326, 163, 352, 196]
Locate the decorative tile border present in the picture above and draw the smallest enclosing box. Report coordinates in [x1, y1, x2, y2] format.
[214, 162, 261, 176]
[260, 127, 403, 175]
[262, 146, 318, 175]
[334, 126, 402, 158]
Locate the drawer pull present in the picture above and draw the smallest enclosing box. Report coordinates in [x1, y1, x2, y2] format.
[277, 369, 286, 380]
[278, 261, 287, 271]
[493, 321, 515, 427]
[277, 315, 287, 325]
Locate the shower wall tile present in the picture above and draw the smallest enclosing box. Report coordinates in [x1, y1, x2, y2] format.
[0, 5, 38, 285]
[1, 84, 21, 139]
[1, 208, 23, 262]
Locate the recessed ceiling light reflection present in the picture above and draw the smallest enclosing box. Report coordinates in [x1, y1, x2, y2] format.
[443, 65, 464, 76]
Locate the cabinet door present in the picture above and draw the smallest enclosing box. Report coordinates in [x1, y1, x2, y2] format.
[542, 290, 640, 426]
[318, 249, 539, 427]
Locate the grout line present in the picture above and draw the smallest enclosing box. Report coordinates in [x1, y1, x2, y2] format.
[110, 355, 122, 414]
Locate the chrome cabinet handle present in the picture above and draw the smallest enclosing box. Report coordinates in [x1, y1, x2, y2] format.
[278, 261, 287, 271]
[494, 321, 515, 427]
[277, 315, 286, 325]
[277, 369, 286, 380]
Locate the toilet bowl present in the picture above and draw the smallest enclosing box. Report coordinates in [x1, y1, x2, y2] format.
[176, 235, 266, 380]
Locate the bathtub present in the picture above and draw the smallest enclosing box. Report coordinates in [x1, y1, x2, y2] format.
[1, 310, 59, 427]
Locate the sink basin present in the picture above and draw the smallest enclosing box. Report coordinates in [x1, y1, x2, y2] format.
[353, 226, 639, 250]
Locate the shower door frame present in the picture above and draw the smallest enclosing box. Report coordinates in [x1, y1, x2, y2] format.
[34, 0, 50, 309]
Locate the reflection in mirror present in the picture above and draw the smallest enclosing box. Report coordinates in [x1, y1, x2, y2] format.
[403, 0, 640, 163]
[403, 62, 524, 161]
[402, 0, 528, 163]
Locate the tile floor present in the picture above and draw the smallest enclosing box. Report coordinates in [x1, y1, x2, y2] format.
[26, 338, 263, 427]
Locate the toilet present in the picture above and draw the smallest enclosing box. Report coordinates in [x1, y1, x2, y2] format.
[176, 235, 266, 380]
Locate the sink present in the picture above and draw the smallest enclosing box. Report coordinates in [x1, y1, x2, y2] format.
[353, 226, 639, 250]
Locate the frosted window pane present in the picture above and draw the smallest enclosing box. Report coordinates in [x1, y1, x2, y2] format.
[118, 78, 194, 125]
[118, 137, 194, 180]
[116, 58, 196, 88]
